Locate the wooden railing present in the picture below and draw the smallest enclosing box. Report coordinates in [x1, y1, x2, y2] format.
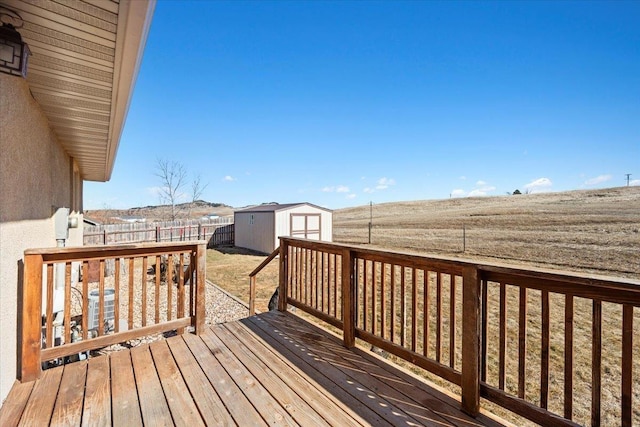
[277, 237, 640, 426]
[20, 241, 207, 382]
[248, 247, 280, 315]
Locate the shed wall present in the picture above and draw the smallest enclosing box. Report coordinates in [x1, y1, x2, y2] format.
[274, 205, 333, 248]
[234, 211, 275, 254]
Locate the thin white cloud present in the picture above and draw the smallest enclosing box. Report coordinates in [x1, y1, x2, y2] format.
[459, 176, 467, 180]
[455, 179, 496, 198]
[376, 177, 396, 190]
[630, 179, 640, 186]
[468, 186, 496, 197]
[322, 185, 350, 193]
[363, 187, 374, 194]
[346, 194, 356, 199]
[584, 174, 612, 186]
[223, 175, 235, 182]
[524, 177, 552, 192]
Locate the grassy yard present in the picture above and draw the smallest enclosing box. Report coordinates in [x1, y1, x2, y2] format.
[206, 246, 279, 313]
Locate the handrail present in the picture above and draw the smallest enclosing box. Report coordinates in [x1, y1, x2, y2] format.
[248, 246, 280, 315]
[277, 236, 640, 426]
[20, 241, 207, 382]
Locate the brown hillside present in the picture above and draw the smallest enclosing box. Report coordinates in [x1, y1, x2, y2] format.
[334, 186, 640, 279]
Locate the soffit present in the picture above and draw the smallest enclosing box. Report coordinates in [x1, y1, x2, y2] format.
[2, 0, 154, 181]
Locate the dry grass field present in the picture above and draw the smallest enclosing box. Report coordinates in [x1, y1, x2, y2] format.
[208, 186, 640, 426]
[334, 186, 640, 279]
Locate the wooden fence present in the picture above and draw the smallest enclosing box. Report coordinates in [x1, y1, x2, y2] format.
[272, 237, 640, 427]
[84, 219, 234, 247]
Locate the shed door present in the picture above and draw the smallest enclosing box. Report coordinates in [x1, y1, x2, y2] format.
[290, 214, 321, 240]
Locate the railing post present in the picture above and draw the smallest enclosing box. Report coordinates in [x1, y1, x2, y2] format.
[462, 265, 481, 416]
[193, 243, 206, 334]
[249, 276, 256, 315]
[278, 240, 288, 312]
[341, 248, 355, 348]
[21, 253, 43, 382]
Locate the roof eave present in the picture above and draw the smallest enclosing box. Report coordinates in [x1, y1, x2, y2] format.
[99, 0, 155, 182]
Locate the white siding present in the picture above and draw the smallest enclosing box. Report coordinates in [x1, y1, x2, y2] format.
[274, 205, 332, 247]
[234, 211, 275, 254]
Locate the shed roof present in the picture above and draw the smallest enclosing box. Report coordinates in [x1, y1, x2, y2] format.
[235, 202, 332, 214]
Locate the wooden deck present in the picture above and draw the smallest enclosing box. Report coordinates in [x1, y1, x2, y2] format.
[1, 311, 506, 426]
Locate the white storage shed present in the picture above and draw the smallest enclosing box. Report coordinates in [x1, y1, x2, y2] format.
[234, 203, 333, 254]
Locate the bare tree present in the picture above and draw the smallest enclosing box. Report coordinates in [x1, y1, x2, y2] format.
[188, 174, 209, 217]
[155, 158, 187, 221]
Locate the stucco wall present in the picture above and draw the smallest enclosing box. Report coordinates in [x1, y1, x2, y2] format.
[0, 74, 82, 403]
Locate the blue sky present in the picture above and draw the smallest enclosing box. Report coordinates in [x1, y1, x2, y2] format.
[84, 1, 640, 210]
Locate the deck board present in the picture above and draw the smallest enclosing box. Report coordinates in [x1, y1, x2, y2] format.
[110, 349, 143, 426]
[210, 325, 332, 426]
[183, 331, 267, 426]
[220, 322, 365, 426]
[83, 356, 112, 427]
[166, 337, 236, 425]
[131, 344, 174, 426]
[200, 328, 300, 426]
[149, 340, 205, 427]
[50, 360, 87, 426]
[19, 364, 63, 426]
[0, 381, 34, 427]
[1, 312, 507, 426]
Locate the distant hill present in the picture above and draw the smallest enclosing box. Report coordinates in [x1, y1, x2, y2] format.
[85, 200, 235, 224]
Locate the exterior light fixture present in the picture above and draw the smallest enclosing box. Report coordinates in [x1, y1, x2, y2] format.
[0, 11, 30, 78]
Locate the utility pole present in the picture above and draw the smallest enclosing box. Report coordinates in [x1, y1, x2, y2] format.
[625, 174, 632, 187]
[368, 201, 373, 244]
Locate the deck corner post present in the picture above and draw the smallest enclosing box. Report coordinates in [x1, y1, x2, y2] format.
[249, 276, 256, 315]
[341, 248, 355, 348]
[462, 264, 481, 417]
[194, 243, 206, 334]
[20, 253, 43, 382]
[278, 240, 288, 312]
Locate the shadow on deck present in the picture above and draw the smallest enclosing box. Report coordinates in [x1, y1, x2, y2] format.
[1, 311, 507, 426]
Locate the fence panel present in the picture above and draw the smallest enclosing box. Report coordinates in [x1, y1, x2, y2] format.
[84, 218, 234, 247]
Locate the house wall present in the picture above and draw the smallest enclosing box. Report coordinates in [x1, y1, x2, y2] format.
[234, 211, 275, 254]
[0, 74, 83, 403]
[274, 205, 333, 248]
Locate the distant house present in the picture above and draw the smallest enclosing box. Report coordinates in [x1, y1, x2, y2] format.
[115, 216, 147, 223]
[83, 217, 101, 227]
[234, 203, 333, 254]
